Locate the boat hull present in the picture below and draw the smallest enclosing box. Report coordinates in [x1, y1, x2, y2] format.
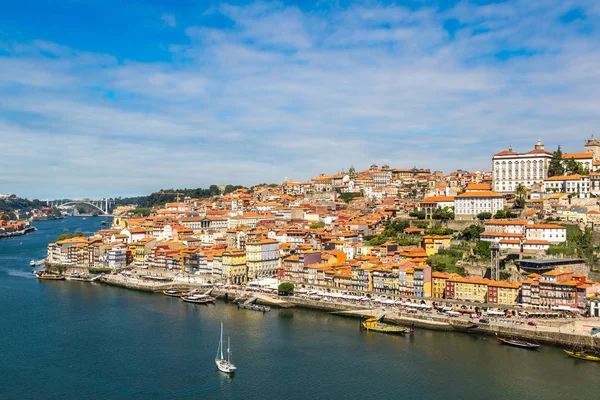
[496, 337, 539, 349]
[181, 296, 215, 304]
[37, 274, 65, 280]
[163, 290, 184, 297]
[564, 350, 600, 361]
[216, 360, 236, 374]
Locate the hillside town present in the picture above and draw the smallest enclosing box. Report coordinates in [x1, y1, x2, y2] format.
[44, 137, 600, 315]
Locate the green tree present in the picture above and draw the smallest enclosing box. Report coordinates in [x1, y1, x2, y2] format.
[130, 208, 152, 217]
[409, 210, 426, 220]
[432, 207, 454, 221]
[458, 224, 484, 241]
[494, 210, 508, 219]
[56, 231, 85, 242]
[564, 158, 585, 175]
[309, 222, 325, 229]
[473, 240, 491, 260]
[1, 211, 17, 221]
[47, 207, 62, 218]
[209, 185, 220, 196]
[548, 146, 564, 177]
[277, 282, 294, 295]
[477, 212, 492, 221]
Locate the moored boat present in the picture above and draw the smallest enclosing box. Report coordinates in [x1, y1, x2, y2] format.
[215, 322, 236, 374]
[181, 294, 215, 304]
[36, 272, 65, 280]
[496, 335, 540, 349]
[362, 317, 407, 335]
[163, 289, 184, 297]
[564, 349, 600, 361]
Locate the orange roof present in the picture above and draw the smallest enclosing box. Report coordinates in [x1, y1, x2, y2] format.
[420, 196, 454, 204]
[456, 191, 503, 198]
[562, 152, 594, 159]
[527, 224, 565, 229]
[486, 220, 527, 225]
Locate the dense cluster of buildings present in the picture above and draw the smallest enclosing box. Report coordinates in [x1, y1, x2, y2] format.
[45, 139, 600, 310]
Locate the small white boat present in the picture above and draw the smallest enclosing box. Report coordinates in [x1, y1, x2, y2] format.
[215, 322, 236, 374]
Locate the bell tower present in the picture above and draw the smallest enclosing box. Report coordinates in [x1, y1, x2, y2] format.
[584, 135, 600, 161]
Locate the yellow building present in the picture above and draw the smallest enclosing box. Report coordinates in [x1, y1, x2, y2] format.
[451, 277, 489, 303]
[432, 271, 451, 299]
[222, 249, 247, 284]
[422, 235, 451, 256]
[488, 281, 520, 306]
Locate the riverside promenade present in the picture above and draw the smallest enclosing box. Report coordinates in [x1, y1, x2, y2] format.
[96, 272, 600, 351]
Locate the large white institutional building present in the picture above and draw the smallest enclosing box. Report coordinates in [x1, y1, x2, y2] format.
[492, 140, 553, 193]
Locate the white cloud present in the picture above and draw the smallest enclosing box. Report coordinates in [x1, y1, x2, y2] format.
[1, 0, 600, 197]
[161, 13, 176, 28]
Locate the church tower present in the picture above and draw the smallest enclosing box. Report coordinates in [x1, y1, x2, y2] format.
[584, 135, 600, 161]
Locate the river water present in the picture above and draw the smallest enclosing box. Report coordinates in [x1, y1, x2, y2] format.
[0, 218, 598, 400]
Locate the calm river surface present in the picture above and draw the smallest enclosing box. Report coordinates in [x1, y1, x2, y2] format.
[0, 217, 598, 399]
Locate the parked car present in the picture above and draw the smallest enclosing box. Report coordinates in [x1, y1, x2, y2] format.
[528, 321, 537, 326]
[478, 318, 489, 324]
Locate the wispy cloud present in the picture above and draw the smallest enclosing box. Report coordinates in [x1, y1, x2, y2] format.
[161, 13, 176, 28]
[1, 0, 600, 197]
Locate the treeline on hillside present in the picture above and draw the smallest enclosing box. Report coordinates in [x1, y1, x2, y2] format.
[0, 196, 45, 213]
[111, 184, 260, 208]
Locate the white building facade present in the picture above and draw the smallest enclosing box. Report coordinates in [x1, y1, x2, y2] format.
[492, 140, 552, 193]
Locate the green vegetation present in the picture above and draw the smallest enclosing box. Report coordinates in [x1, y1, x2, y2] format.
[88, 267, 112, 274]
[427, 246, 467, 275]
[432, 206, 454, 221]
[0, 196, 45, 213]
[549, 224, 596, 265]
[112, 185, 250, 208]
[458, 224, 484, 241]
[336, 191, 363, 203]
[477, 212, 492, 221]
[1, 211, 17, 221]
[493, 210, 518, 219]
[366, 219, 420, 246]
[409, 210, 426, 220]
[277, 281, 294, 295]
[473, 240, 491, 260]
[548, 146, 564, 177]
[130, 208, 153, 217]
[500, 271, 511, 281]
[309, 222, 325, 229]
[47, 207, 62, 218]
[56, 231, 85, 242]
[424, 222, 453, 236]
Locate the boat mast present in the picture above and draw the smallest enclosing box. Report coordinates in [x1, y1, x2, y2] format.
[220, 322, 225, 360]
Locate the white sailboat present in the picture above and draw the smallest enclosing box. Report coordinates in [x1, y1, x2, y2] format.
[215, 322, 237, 374]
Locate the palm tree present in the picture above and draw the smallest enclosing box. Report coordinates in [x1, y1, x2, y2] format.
[515, 184, 527, 209]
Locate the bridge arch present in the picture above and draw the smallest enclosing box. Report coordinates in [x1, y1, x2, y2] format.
[58, 201, 108, 215]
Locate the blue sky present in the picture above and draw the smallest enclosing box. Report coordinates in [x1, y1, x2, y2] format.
[1, 0, 599, 198]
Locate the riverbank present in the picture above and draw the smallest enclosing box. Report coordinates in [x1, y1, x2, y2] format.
[0, 226, 36, 239]
[92, 274, 600, 351]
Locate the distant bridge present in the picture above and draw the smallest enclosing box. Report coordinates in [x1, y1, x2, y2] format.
[46, 198, 114, 215]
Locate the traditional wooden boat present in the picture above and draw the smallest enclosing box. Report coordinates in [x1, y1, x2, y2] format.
[564, 349, 600, 361]
[181, 294, 215, 304]
[163, 289, 184, 297]
[36, 272, 65, 280]
[362, 317, 407, 335]
[496, 335, 540, 349]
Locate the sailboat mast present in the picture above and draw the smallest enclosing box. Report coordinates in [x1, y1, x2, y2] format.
[220, 322, 224, 360]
